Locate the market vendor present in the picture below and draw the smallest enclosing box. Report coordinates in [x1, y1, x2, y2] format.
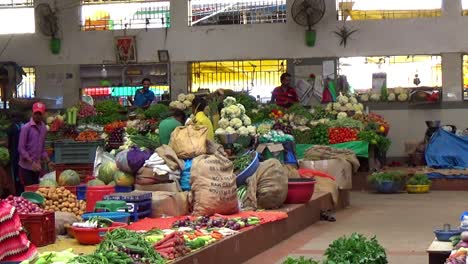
[159, 109, 186, 145]
[271, 73, 299, 108]
[7, 112, 25, 195]
[18, 102, 54, 187]
[192, 97, 215, 141]
[129, 78, 155, 108]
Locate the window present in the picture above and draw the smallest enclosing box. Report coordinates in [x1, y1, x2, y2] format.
[463, 0, 468, 15]
[81, 0, 170, 31]
[337, 0, 442, 21]
[0, 0, 34, 34]
[190, 60, 287, 101]
[17, 67, 35, 98]
[339, 56, 442, 91]
[462, 55, 468, 100]
[189, 0, 286, 26]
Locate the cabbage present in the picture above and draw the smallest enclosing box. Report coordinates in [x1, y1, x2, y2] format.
[360, 94, 369, 102]
[387, 93, 396, 101]
[58, 170, 80, 186]
[40, 179, 58, 187]
[0, 147, 9, 167]
[98, 161, 118, 184]
[398, 93, 408, 101]
[87, 179, 106, 186]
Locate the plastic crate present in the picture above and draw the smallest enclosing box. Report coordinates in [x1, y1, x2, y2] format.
[55, 163, 94, 182]
[114, 186, 134, 193]
[104, 191, 152, 202]
[25, 184, 78, 196]
[126, 200, 152, 213]
[54, 140, 104, 164]
[19, 211, 55, 247]
[77, 185, 87, 200]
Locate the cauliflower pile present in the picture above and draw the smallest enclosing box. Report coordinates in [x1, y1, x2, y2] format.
[326, 94, 364, 117]
[359, 87, 409, 102]
[169, 93, 196, 110]
[215, 96, 256, 137]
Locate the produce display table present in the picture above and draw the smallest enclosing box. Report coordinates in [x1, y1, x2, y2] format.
[427, 239, 452, 264]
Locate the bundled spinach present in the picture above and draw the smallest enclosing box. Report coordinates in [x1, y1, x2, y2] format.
[283, 256, 319, 264]
[324, 233, 387, 264]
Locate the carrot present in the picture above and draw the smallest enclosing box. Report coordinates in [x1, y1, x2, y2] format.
[194, 230, 205, 237]
[155, 232, 176, 246]
[158, 251, 171, 259]
[155, 242, 176, 250]
[157, 247, 176, 254]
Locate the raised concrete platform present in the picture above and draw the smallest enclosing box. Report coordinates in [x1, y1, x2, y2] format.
[174, 190, 350, 264]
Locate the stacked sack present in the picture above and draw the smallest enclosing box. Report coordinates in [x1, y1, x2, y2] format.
[0, 201, 37, 262]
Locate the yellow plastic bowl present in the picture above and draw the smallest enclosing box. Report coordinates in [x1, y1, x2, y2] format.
[406, 184, 430, 193]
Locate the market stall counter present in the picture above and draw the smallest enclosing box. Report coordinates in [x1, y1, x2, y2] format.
[427, 239, 452, 264]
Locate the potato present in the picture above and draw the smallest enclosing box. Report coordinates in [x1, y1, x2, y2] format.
[63, 202, 69, 207]
[72, 207, 78, 212]
[61, 208, 67, 212]
[68, 198, 75, 203]
[53, 201, 59, 205]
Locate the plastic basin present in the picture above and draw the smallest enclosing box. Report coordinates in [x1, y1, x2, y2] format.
[21, 192, 45, 204]
[406, 184, 430, 193]
[236, 151, 260, 187]
[284, 178, 316, 204]
[434, 229, 461, 242]
[81, 212, 130, 223]
[374, 181, 400, 193]
[72, 222, 127, 245]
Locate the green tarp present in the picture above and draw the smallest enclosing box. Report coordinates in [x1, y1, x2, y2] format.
[296, 141, 370, 159]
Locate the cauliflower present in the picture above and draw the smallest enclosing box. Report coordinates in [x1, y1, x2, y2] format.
[337, 112, 348, 119]
[242, 115, 251, 126]
[186, 94, 195, 101]
[398, 93, 408, 101]
[326, 103, 333, 111]
[237, 126, 249, 136]
[223, 96, 237, 107]
[229, 118, 243, 129]
[360, 94, 369, 102]
[220, 108, 227, 119]
[183, 100, 192, 107]
[394, 87, 404, 95]
[237, 104, 246, 115]
[370, 93, 381, 102]
[225, 127, 236, 134]
[177, 101, 187, 110]
[177, 93, 186, 102]
[226, 105, 241, 118]
[387, 93, 396, 101]
[337, 95, 349, 104]
[215, 128, 226, 135]
[355, 110, 363, 115]
[333, 102, 341, 110]
[169, 101, 178, 108]
[350, 97, 358, 104]
[247, 125, 257, 136]
[218, 118, 230, 129]
[345, 103, 353, 111]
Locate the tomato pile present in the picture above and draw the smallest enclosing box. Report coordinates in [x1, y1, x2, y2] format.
[328, 127, 358, 144]
[104, 121, 127, 134]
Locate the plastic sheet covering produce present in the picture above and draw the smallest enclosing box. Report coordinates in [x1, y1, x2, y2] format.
[425, 129, 468, 169]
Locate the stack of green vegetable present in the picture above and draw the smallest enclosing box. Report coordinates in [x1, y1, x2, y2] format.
[233, 152, 253, 173]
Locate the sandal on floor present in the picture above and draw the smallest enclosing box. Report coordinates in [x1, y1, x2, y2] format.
[320, 210, 336, 222]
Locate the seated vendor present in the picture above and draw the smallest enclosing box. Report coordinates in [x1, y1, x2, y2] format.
[192, 97, 214, 141]
[271, 73, 299, 108]
[159, 109, 186, 145]
[129, 78, 155, 108]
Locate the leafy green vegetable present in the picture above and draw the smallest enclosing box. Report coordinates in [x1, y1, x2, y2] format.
[368, 171, 406, 184]
[358, 131, 391, 153]
[144, 104, 170, 119]
[293, 124, 329, 145]
[283, 256, 319, 264]
[233, 153, 253, 173]
[406, 173, 431, 185]
[233, 93, 258, 113]
[0, 147, 9, 166]
[287, 104, 313, 120]
[324, 233, 387, 264]
[129, 134, 160, 150]
[95, 100, 124, 115]
[311, 105, 334, 120]
[328, 117, 364, 129]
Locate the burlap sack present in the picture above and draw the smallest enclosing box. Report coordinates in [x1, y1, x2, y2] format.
[206, 140, 225, 155]
[135, 167, 172, 185]
[284, 164, 300, 179]
[190, 152, 238, 216]
[156, 145, 185, 172]
[151, 191, 191, 217]
[169, 125, 208, 159]
[244, 159, 288, 210]
[135, 181, 182, 192]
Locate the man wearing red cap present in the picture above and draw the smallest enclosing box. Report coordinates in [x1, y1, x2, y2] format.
[17, 102, 53, 187]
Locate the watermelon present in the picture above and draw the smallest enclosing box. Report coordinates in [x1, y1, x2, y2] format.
[40, 179, 58, 187]
[87, 179, 106, 186]
[98, 161, 118, 184]
[58, 170, 80, 186]
[107, 181, 116, 186]
[114, 171, 135, 187]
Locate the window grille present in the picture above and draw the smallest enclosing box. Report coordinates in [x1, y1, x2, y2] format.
[0, 0, 33, 8]
[81, 0, 170, 31]
[17, 67, 35, 98]
[190, 60, 286, 101]
[189, 0, 286, 26]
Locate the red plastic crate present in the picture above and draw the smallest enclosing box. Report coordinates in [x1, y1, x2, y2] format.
[55, 163, 94, 182]
[25, 184, 77, 196]
[19, 211, 56, 247]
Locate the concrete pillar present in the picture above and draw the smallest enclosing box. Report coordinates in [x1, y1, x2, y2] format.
[442, 0, 462, 17]
[170, 0, 188, 29]
[170, 62, 188, 100]
[441, 53, 463, 101]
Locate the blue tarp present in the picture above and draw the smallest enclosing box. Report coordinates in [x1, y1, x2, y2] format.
[425, 129, 468, 169]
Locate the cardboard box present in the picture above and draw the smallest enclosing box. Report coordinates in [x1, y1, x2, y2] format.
[135, 181, 182, 192]
[299, 159, 353, 190]
[151, 191, 191, 217]
[257, 143, 285, 161]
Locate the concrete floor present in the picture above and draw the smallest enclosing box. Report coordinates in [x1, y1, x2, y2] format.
[244, 191, 467, 264]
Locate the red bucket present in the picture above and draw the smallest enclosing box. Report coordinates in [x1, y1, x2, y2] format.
[86, 185, 115, 212]
[284, 178, 316, 204]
